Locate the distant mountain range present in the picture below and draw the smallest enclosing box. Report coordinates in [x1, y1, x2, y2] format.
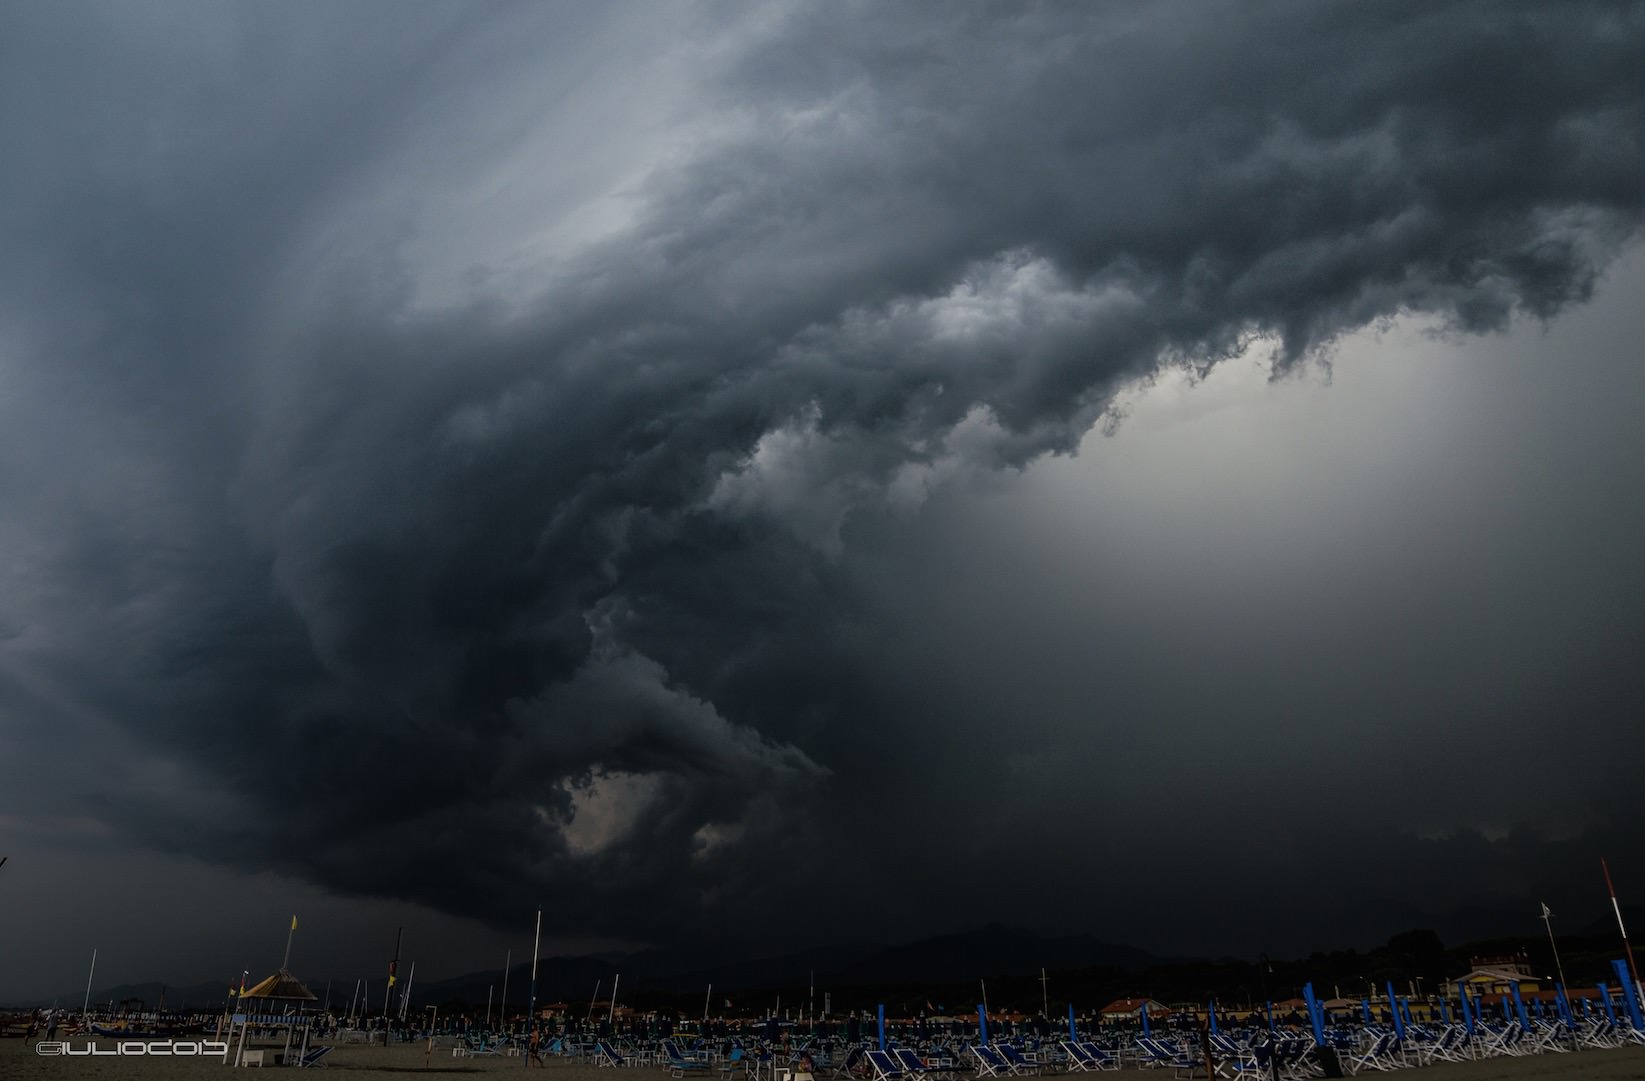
[410, 923, 1154, 1007]
[12, 906, 1641, 1012]
[7, 923, 1151, 1011]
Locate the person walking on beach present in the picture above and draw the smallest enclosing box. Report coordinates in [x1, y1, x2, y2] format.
[527, 1027, 544, 1067]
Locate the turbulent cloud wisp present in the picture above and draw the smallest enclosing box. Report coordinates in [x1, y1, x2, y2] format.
[1, 0, 1643, 950]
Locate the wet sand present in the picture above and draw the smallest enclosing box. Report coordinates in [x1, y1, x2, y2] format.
[4, 1038, 1643, 1080]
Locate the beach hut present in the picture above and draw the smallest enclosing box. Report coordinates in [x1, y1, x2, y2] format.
[1454, 953, 1540, 996]
[1098, 998, 1168, 1023]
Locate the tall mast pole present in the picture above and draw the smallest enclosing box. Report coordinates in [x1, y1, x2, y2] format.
[526, 909, 541, 1068]
[1603, 859, 1643, 1004]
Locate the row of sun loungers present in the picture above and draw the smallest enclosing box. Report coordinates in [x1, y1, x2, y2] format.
[479, 1016, 1643, 1081]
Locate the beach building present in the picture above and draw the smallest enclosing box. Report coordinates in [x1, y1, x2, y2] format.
[1098, 997, 1168, 1021]
[1456, 952, 1540, 995]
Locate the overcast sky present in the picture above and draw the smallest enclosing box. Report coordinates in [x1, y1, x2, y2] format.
[3, 1, 1644, 1001]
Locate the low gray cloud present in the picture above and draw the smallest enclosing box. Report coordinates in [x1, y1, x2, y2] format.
[2, 0, 1644, 988]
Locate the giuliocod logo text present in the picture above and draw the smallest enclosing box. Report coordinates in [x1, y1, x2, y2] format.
[36, 1040, 229, 1057]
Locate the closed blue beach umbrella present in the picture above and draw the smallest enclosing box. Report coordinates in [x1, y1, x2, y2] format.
[877, 1005, 885, 1051]
[1301, 984, 1324, 1047]
[1067, 1004, 1077, 1043]
[1613, 961, 1645, 1031]
[1385, 983, 1404, 1042]
[976, 1005, 988, 1046]
[1139, 1002, 1149, 1038]
[1509, 984, 1531, 1033]
[1207, 999, 1218, 1036]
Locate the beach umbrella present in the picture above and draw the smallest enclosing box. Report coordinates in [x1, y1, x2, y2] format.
[1385, 983, 1404, 1042]
[1265, 1001, 1275, 1034]
[1360, 999, 1371, 1026]
[1456, 986, 1474, 1038]
[1139, 1002, 1149, 1038]
[1301, 984, 1325, 1047]
[1067, 1004, 1076, 1043]
[1439, 998, 1451, 1025]
[1207, 1000, 1218, 1036]
[1555, 986, 1573, 1026]
[1400, 999, 1412, 1026]
[1509, 984, 1531, 1033]
[1532, 997, 1544, 1020]
[1612, 961, 1645, 1031]
[977, 1005, 988, 1046]
[877, 1005, 885, 1051]
[1599, 983, 1618, 1024]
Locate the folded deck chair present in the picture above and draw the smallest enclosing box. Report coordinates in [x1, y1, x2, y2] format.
[297, 1045, 332, 1068]
[1344, 1030, 1397, 1073]
[1058, 1042, 1094, 1073]
[968, 1045, 1011, 1078]
[1073, 1042, 1119, 1072]
[667, 1045, 711, 1076]
[1135, 1037, 1202, 1079]
[830, 1046, 865, 1079]
[865, 1049, 907, 1081]
[595, 1040, 628, 1067]
[891, 1047, 931, 1080]
[994, 1045, 1041, 1076]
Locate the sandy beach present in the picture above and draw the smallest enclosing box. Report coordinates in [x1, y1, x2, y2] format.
[4, 1039, 1643, 1080]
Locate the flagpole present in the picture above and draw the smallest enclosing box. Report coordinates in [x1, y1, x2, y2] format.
[82, 948, 98, 1018]
[587, 979, 602, 1022]
[1603, 859, 1643, 1006]
[1540, 903, 1569, 993]
[526, 908, 541, 1068]
[283, 915, 297, 971]
[383, 927, 402, 1047]
[500, 950, 511, 1033]
[609, 974, 620, 1026]
[704, 984, 712, 1023]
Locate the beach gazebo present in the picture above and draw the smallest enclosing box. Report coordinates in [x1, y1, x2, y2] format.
[230, 968, 320, 1067]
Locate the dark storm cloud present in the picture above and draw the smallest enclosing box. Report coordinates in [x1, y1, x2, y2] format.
[2, 0, 1644, 963]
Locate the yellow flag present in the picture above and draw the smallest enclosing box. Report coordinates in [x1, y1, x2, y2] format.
[291, 915, 298, 931]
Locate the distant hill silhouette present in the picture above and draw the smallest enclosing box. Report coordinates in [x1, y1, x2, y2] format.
[832, 923, 1153, 985]
[14, 906, 1643, 1012]
[406, 924, 1151, 1007]
[8, 979, 233, 1012]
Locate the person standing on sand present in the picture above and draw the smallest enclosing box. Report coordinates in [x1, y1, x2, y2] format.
[527, 1027, 544, 1067]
